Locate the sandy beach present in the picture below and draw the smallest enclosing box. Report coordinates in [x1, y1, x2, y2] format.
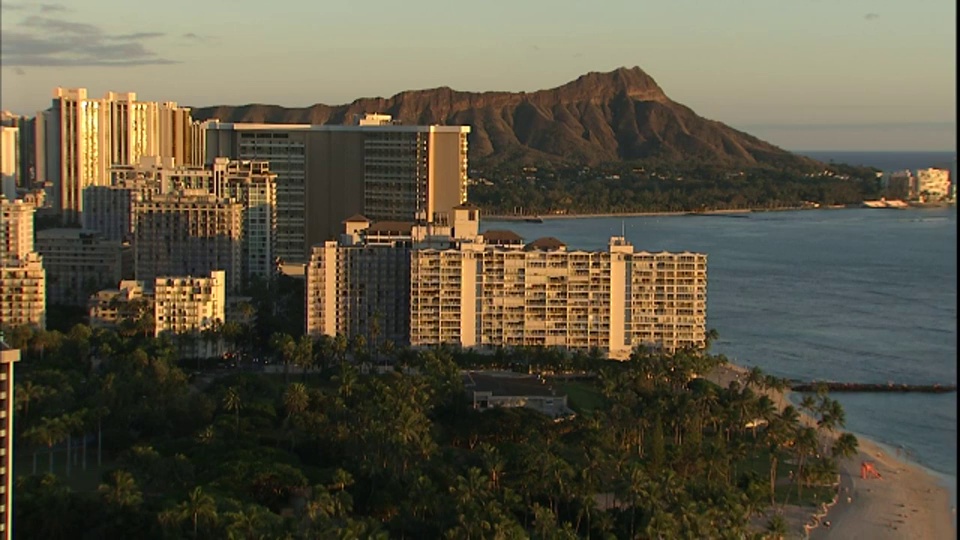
[704, 363, 955, 539]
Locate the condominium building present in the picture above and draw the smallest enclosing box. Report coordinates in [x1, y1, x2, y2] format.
[0, 339, 19, 539]
[1, 196, 34, 261]
[1, 196, 45, 330]
[411, 235, 707, 358]
[82, 181, 151, 242]
[88, 280, 153, 330]
[154, 270, 226, 358]
[0, 126, 18, 197]
[306, 204, 459, 345]
[884, 170, 915, 200]
[1, 111, 34, 189]
[915, 168, 951, 200]
[0, 254, 45, 330]
[35, 88, 201, 222]
[109, 156, 277, 281]
[35, 229, 130, 306]
[133, 191, 243, 292]
[205, 115, 470, 262]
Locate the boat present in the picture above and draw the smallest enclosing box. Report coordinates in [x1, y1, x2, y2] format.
[524, 216, 543, 223]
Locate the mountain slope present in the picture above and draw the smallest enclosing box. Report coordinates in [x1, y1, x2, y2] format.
[191, 67, 814, 169]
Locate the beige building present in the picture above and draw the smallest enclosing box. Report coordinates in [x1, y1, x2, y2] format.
[411, 235, 706, 358]
[1, 197, 45, 330]
[205, 115, 470, 262]
[110, 156, 277, 282]
[0, 126, 18, 198]
[0, 339, 19, 539]
[0, 254, 45, 330]
[306, 205, 480, 346]
[133, 191, 243, 292]
[88, 280, 153, 330]
[154, 270, 226, 358]
[35, 88, 201, 222]
[1, 196, 34, 261]
[915, 168, 951, 200]
[35, 229, 130, 306]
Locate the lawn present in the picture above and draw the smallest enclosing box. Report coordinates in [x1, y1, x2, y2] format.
[559, 380, 606, 415]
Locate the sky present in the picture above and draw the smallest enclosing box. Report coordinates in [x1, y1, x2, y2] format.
[1, 0, 955, 151]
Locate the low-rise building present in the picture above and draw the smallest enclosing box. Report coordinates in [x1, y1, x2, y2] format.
[464, 371, 571, 418]
[154, 270, 226, 358]
[88, 280, 153, 331]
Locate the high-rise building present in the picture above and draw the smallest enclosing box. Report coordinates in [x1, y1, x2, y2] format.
[154, 270, 225, 358]
[410, 236, 707, 358]
[205, 115, 470, 262]
[0, 126, 18, 199]
[35, 229, 130, 306]
[306, 207, 707, 359]
[35, 88, 201, 222]
[0, 254, 45, 331]
[0, 339, 20, 540]
[133, 191, 243, 292]
[104, 157, 277, 282]
[1, 196, 34, 261]
[1, 112, 35, 189]
[0, 196, 45, 330]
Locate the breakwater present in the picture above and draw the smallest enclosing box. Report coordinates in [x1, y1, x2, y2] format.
[790, 382, 957, 394]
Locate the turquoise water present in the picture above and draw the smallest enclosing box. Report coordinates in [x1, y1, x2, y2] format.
[481, 207, 957, 493]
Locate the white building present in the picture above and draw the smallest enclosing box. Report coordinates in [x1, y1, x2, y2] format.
[1, 196, 35, 261]
[0, 126, 18, 198]
[915, 168, 951, 200]
[154, 270, 226, 358]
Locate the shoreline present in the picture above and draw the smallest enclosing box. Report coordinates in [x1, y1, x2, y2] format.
[704, 363, 955, 539]
[483, 202, 956, 222]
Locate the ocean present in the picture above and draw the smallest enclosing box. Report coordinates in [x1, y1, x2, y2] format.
[480, 152, 957, 509]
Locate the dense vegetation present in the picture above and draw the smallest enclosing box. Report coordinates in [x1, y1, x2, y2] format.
[469, 161, 884, 215]
[8, 306, 858, 539]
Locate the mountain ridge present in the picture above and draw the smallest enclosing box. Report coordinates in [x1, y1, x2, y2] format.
[191, 66, 816, 169]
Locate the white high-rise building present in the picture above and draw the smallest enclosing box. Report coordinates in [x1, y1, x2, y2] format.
[35, 88, 199, 223]
[1, 196, 34, 261]
[915, 168, 951, 200]
[0, 126, 18, 199]
[0, 339, 20, 540]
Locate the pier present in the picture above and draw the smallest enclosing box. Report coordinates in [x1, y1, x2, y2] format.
[790, 382, 957, 394]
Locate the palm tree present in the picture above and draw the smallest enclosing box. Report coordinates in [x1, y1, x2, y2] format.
[764, 512, 787, 539]
[23, 416, 67, 473]
[831, 432, 859, 460]
[177, 486, 218, 538]
[98, 469, 143, 508]
[225, 504, 279, 540]
[15, 381, 52, 420]
[270, 332, 295, 384]
[223, 386, 243, 436]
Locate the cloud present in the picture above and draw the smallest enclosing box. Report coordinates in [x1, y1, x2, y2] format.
[108, 32, 166, 41]
[1, 15, 179, 66]
[182, 32, 213, 42]
[1, 2, 66, 11]
[864, 13, 880, 21]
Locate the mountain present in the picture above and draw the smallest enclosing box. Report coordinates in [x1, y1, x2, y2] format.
[191, 67, 815, 169]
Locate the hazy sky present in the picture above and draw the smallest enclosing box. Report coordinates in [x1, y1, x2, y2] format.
[1, 0, 955, 151]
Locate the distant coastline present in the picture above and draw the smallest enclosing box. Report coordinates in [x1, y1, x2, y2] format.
[483, 201, 955, 222]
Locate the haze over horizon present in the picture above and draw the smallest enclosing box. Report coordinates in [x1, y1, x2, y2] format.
[1, 0, 955, 152]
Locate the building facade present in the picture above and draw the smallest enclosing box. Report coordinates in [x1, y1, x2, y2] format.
[306, 205, 480, 346]
[88, 280, 153, 331]
[154, 270, 226, 358]
[133, 191, 243, 292]
[0, 254, 45, 330]
[35, 229, 129, 306]
[35, 88, 201, 222]
[205, 116, 470, 262]
[915, 168, 951, 200]
[0, 340, 19, 539]
[0, 197, 45, 330]
[410, 236, 707, 359]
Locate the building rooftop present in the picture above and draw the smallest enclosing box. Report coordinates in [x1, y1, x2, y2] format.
[481, 230, 524, 245]
[525, 237, 566, 251]
[463, 371, 562, 398]
[366, 221, 414, 235]
[205, 120, 470, 134]
[342, 214, 371, 223]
